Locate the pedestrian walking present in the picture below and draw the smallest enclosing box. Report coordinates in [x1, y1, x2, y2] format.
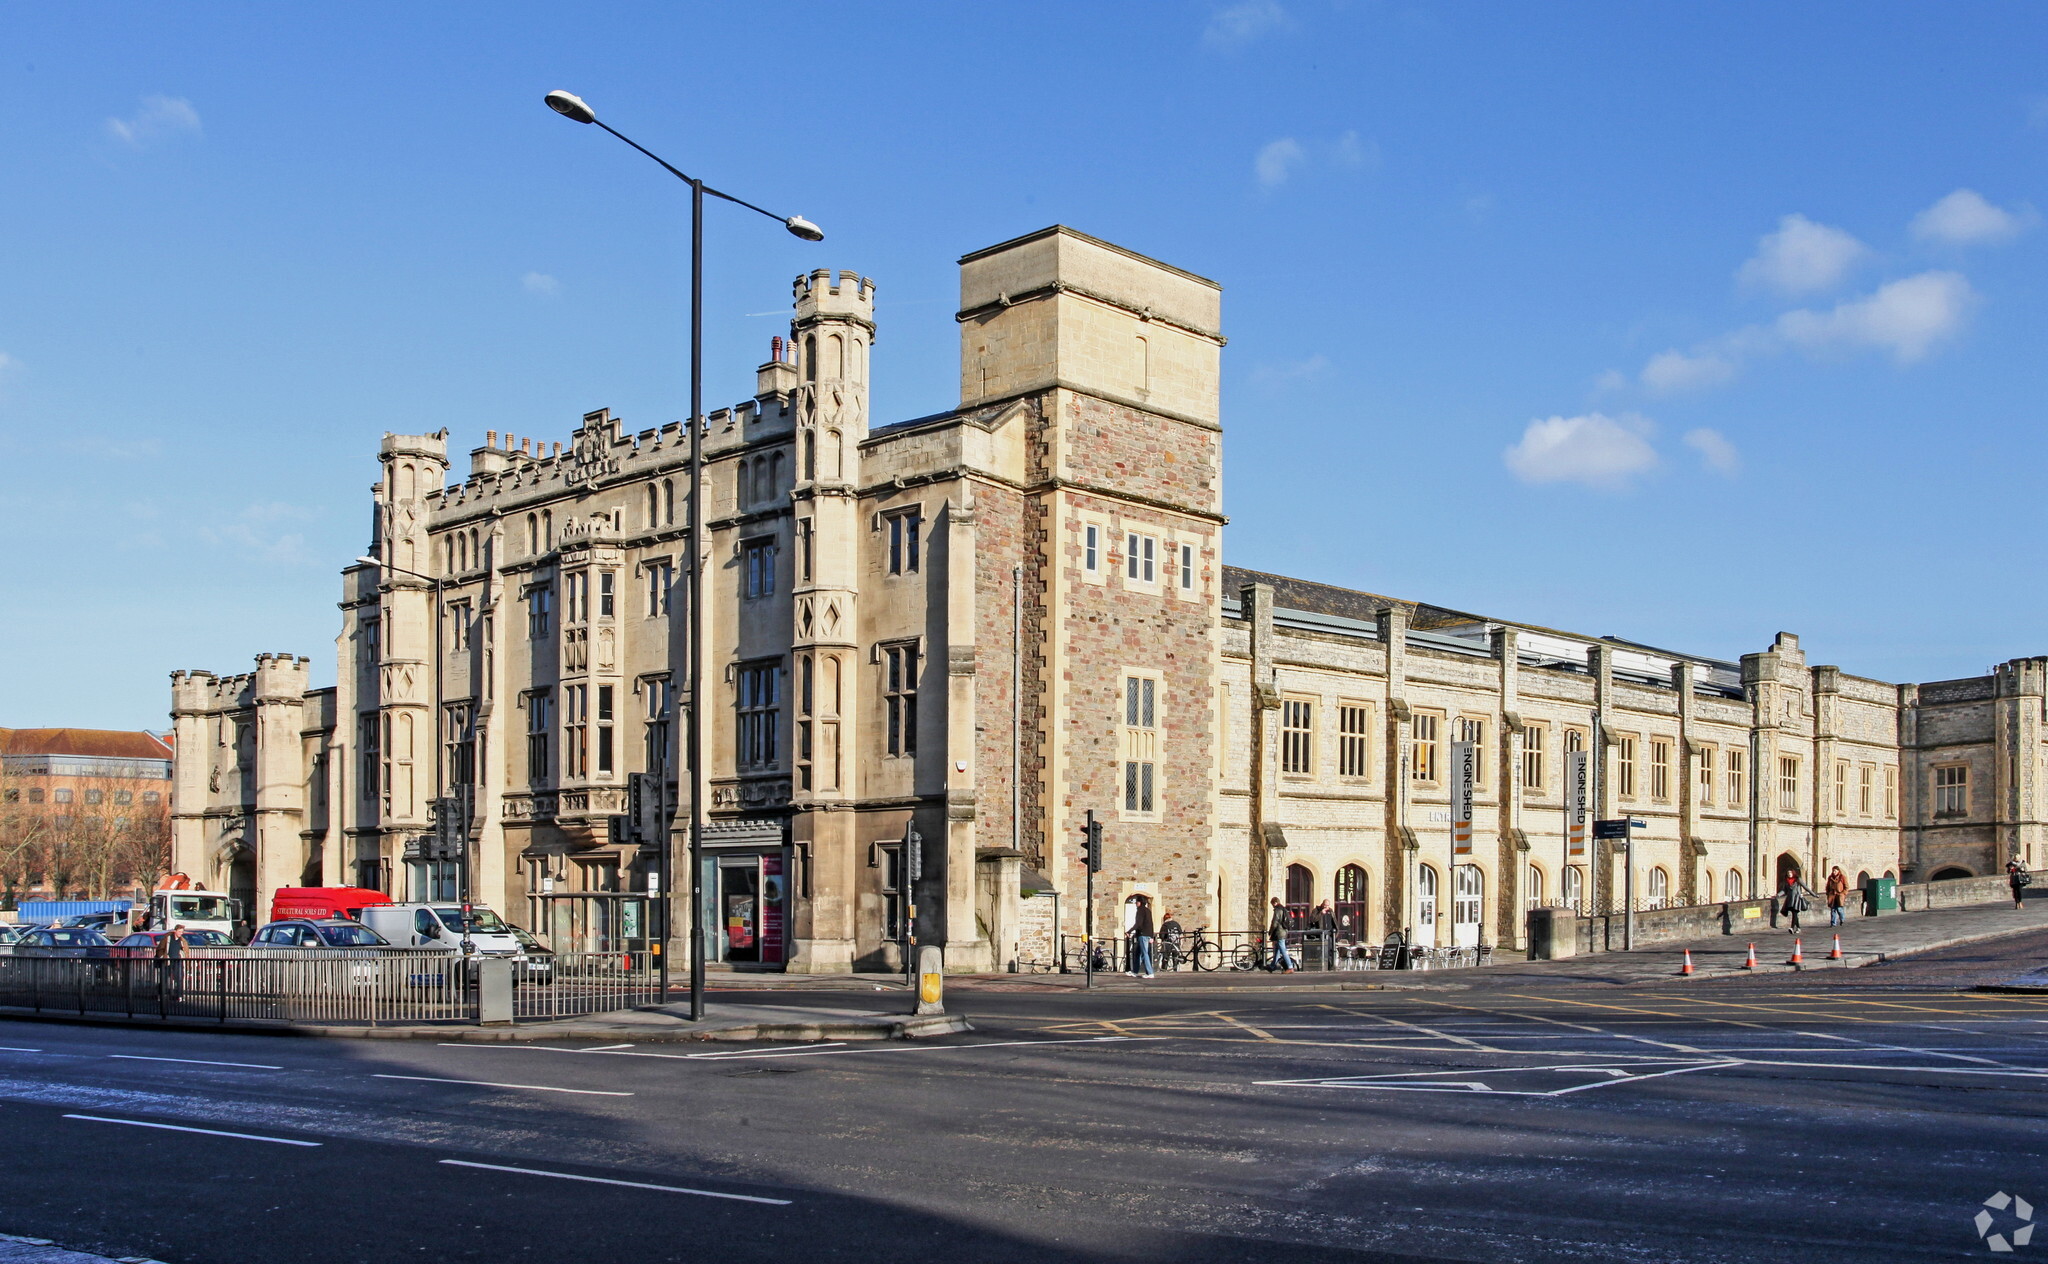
[1825, 866, 1849, 927]
[1267, 896, 1297, 972]
[1780, 869, 1811, 933]
[2008, 858, 2032, 910]
[161, 922, 188, 999]
[1128, 896, 1157, 979]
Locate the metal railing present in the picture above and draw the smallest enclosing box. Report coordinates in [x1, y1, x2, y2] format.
[1059, 929, 1437, 974]
[512, 951, 660, 1019]
[0, 949, 660, 1026]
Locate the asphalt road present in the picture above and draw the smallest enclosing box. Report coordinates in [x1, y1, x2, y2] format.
[6, 934, 2048, 1264]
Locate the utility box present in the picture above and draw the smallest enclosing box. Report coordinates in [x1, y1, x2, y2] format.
[1866, 877, 1900, 915]
[476, 958, 514, 1025]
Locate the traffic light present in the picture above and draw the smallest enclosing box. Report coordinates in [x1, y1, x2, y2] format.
[906, 826, 923, 883]
[1083, 812, 1103, 873]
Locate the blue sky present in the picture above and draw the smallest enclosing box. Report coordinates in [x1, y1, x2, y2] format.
[5, 2, 2045, 728]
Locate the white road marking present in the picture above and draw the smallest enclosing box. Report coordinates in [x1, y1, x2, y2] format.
[697, 1035, 1167, 1061]
[437, 1041, 848, 1061]
[440, 1159, 790, 1204]
[372, 1074, 632, 1096]
[1257, 1059, 1733, 1097]
[0, 1047, 43, 1053]
[109, 1055, 282, 1070]
[63, 1113, 321, 1145]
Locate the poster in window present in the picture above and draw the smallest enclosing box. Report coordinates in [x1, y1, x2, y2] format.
[760, 854, 785, 965]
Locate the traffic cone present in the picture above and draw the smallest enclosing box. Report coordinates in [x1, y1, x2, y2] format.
[1680, 950, 1695, 976]
[1742, 943, 1758, 969]
[1829, 934, 1844, 960]
[1788, 937, 1804, 966]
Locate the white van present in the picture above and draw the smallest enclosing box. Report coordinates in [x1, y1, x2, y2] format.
[359, 903, 526, 958]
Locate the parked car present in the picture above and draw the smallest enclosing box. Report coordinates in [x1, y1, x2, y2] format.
[509, 925, 556, 979]
[247, 919, 391, 949]
[10, 928, 113, 958]
[0, 924, 46, 947]
[55, 911, 134, 935]
[108, 929, 235, 959]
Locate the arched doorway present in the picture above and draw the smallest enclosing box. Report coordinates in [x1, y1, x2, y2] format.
[1416, 864, 1440, 947]
[1334, 864, 1368, 942]
[1452, 864, 1484, 948]
[1562, 866, 1584, 912]
[1284, 863, 1313, 928]
[1526, 864, 1546, 909]
[1727, 868, 1744, 901]
[1647, 867, 1670, 910]
[1775, 852, 1804, 893]
[1930, 866, 1973, 881]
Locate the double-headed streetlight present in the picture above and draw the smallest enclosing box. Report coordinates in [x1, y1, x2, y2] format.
[543, 89, 822, 1020]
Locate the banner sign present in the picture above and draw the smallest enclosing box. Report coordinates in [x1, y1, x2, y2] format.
[1450, 740, 1476, 854]
[1566, 750, 1589, 856]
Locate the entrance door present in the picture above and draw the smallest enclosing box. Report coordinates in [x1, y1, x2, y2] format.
[719, 860, 762, 963]
[1452, 864, 1483, 948]
[1416, 865, 1439, 947]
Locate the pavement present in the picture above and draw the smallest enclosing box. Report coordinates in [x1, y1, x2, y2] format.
[0, 998, 968, 1044]
[714, 890, 2048, 991]
[8, 929, 2048, 1263]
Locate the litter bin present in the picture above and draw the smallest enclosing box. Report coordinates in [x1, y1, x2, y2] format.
[1866, 876, 1899, 915]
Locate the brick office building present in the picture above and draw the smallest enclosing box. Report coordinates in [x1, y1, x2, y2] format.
[1, 728, 174, 903]
[170, 226, 2046, 967]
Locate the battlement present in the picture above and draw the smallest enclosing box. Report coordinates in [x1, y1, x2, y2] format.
[794, 269, 875, 325]
[380, 430, 449, 462]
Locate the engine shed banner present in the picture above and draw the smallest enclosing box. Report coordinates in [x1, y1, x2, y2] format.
[1566, 750, 1589, 857]
[1450, 740, 1476, 855]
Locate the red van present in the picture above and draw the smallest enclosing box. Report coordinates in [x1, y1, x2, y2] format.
[268, 886, 394, 924]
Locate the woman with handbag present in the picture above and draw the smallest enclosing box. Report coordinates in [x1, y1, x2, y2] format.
[1780, 868, 1811, 933]
[2008, 859, 2032, 911]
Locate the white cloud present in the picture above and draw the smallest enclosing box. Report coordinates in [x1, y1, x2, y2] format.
[1503, 413, 1659, 490]
[1252, 354, 1329, 384]
[1737, 213, 1868, 296]
[1641, 349, 1737, 394]
[1910, 188, 2038, 246]
[1683, 428, 1741, 476]
[1776, 270, 1976, 363]
[105, 95, 201, 146]
[66, 436, 164, 461]
[197, 501, 317, 565]
[522, 272, 561, 296]
[1255, 138, 1305, 188]
[1332, 131, 1380, 171]
[1204, 1, 1291, 49]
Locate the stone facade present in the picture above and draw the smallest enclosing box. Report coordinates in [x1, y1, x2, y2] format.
[169, 226, 2047, 965]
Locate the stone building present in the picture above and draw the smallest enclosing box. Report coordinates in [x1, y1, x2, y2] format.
[169, 226, 2045, 965]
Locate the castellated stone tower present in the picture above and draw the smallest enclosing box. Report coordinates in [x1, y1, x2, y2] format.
[780, 270, 874, 972]
[169, 655, 317, 916]
[355, 430, 450, 875]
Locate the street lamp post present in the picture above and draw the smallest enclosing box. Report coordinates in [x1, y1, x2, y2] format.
[543, 89, 822, 1021]
[356, 555, 471, 956]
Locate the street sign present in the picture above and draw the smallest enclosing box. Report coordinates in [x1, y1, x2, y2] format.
[1565, 750, 1589, 856]
[1593, 818, 1631, 840]
[1450, 741, 1476, 854]
[1629, 818, 1648, 830]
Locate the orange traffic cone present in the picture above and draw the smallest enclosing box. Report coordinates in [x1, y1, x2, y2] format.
[1788, 937, 1804, 966]
[1742, 942, 1758, 969]
[1680, 950, 1695, 976]
[1829, 935, 1844, 960]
